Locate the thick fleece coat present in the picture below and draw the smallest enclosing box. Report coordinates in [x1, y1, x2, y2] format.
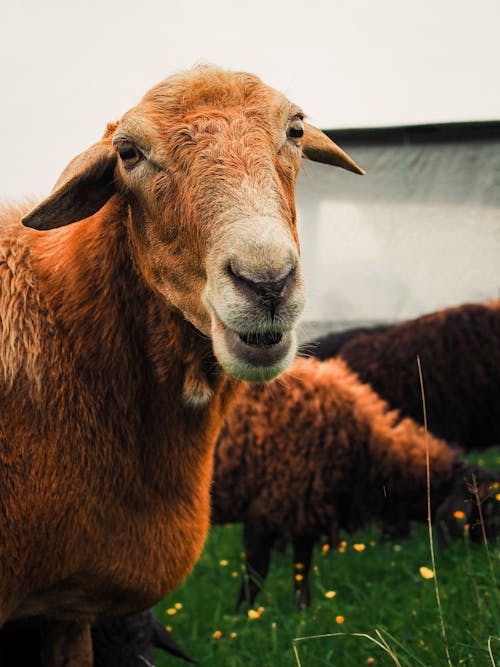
[306, 301, 500, 450]
[212, 357, 499, 608]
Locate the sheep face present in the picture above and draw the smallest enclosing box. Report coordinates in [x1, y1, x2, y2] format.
[113, 69, 306, 383]
[22, 67, 362, 383]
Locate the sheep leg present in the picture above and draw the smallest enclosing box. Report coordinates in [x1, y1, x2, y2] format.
[292, 537, 314, 610]
[40, 620, 93, 667]
[236, 524, 275, 611]
[0, 617, 46, 666]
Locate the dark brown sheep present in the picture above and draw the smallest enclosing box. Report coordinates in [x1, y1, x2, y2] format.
[0, 612, 197, 666]
[0, 66, 363, 665]
[303, 301, 500, 450]
[212, 356, 500, 609]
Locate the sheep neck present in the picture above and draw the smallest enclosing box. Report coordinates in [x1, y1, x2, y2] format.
[29, 196, 240, 493]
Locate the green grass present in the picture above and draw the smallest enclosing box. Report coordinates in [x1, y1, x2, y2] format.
[155, 448, 500, 667]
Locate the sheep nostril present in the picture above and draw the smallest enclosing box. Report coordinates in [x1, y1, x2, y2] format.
[227, 263, 294, 317]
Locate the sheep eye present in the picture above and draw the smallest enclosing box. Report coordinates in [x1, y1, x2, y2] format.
[116, 142, 142, 167]
[287, 116, 304, 140]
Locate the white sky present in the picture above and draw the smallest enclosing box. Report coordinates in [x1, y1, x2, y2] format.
[2, 0, 500, 200]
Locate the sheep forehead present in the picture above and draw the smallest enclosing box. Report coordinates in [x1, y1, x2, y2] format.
[142, 66, 285, 115]
[115, 67, 296, 155]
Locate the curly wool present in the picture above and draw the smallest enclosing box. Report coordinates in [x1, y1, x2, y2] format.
[306, 301, 500, 449]
[213, 357, 460, 539]
[212, 356, 499, 608]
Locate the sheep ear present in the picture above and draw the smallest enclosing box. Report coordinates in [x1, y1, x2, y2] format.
[302, 122, 364, 175]
[22, 143, 117, 230]
[152, 620, 199, 664]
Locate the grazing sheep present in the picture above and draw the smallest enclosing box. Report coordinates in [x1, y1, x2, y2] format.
[94, 613, 198, 665]
[0, 611, 198, 666]
[212, 356, 500, 609]
[300, 323, 390, 359]
[92, 612, 198, 666]
[304, 301, 500, 450]
[0, 66, 363, 665]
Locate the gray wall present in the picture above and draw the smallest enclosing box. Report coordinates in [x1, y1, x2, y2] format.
[295, 136, 500, 340]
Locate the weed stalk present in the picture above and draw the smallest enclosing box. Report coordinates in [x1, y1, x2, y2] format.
[417, 355, 454, 667]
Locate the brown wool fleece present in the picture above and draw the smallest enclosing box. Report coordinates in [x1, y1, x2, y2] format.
[308, 301, 500, 450]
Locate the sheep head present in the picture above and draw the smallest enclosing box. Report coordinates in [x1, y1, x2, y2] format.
[22, 67, 363, 383]
[435, 464, 500, 546]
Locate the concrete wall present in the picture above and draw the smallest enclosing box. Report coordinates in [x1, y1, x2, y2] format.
[295, 135, 500, 339]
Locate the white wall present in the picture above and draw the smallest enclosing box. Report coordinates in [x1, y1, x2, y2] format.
[296, 138, 500, 331]
[2, 0, 500, 200]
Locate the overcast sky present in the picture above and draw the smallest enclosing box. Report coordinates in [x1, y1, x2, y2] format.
[2, 0, 500, 200]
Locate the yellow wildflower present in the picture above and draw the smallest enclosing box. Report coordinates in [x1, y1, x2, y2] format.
[340, 540, 347, 548]
[295, 573, 304, 581]
[496, 493, 500, 502]
[248, 606, 265, 619]
[325, 590, 336, 599]
[492, 481, 500, 489]
[295, 562, 304, 570]
[354, 543, 366, 552]
[231, 571, 239, 578]
[336, 615, 345, 624]
[230, 632, 237, 639]
[166, 608, 177, 615]
[321, 543, 330, 553]
[174, 602, 183, 610]
[453, 510, 466, 519]
[219, 559, 229, 566]
[213, 630, 222, 640]
[419, 566, 435, 579]
[165, 625, 172, 632]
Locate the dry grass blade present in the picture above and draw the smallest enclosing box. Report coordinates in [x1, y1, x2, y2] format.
[416, 355, 454, 667]
[488, 636, 499, 666]
[292, 631, 402, 667]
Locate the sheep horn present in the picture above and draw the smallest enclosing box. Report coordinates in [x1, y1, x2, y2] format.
[302, 123, 364, 175]
[152, 620, 199, 664]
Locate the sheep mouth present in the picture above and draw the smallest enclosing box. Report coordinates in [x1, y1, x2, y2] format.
[210, 311, 296, 381]
[223, 324, 290, 366]
[237, 331, 284, 348]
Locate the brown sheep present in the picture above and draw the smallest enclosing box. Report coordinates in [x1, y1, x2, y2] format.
[212, 356, 500, 609]
[0, 611, 197, 666]
[304, 301, 500, 450]
[0, 66, 363, 665]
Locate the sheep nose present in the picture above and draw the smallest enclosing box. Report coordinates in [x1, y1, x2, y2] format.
[228, 263, 295, 318]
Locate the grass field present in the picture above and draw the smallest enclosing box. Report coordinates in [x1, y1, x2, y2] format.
[155, 449, 500, 667]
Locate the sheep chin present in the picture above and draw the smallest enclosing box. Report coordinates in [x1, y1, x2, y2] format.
[210, 313, 297, 382]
